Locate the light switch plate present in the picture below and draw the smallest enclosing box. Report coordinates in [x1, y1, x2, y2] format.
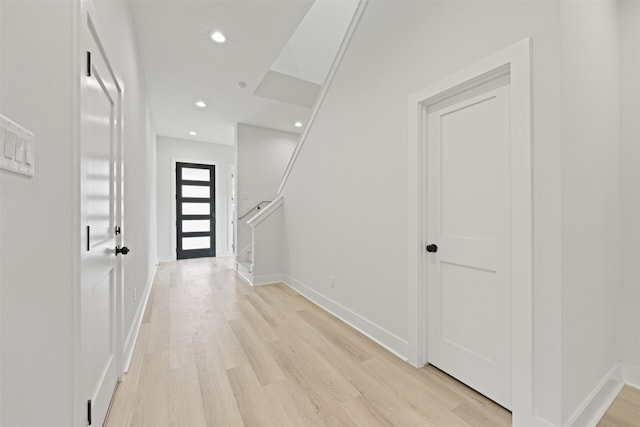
[24, 143, 34, 165]
[0, 114, 34, 177]
[3, 131, 14, 160]
[15, 140, 25, 164]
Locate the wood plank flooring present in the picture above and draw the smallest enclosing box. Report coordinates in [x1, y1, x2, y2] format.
[598, 385, 640, 427]
[105, 257, 514, 426]
[105, 258, 640, 427]
[104, 257, 640, 427]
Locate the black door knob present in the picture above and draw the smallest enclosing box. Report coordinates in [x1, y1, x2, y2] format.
[115, 246, 130, 256]
[426, 244, 438, 253]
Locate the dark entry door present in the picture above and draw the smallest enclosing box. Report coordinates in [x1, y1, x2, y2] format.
[176, 162, 216, 259]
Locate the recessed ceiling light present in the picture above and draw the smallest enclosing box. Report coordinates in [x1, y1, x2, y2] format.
[294, 121, 303, 128]
[210, 31, 226, 43]
[189, 131, 197, 136]
[237, 81, 247, 89]
[195, 100, 207, 108]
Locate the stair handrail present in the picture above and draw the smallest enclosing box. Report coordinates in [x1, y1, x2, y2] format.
[238, 200, 272, 221]
[246, 196, 284, 228]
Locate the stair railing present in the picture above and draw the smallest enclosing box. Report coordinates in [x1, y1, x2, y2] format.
[238, 200, 272, 221]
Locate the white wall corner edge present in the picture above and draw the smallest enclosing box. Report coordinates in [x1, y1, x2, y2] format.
[564, 363, 624, 427]
[282, 274, 409, 362]
[122, 264, 157, 373]
[622, 363, 640, 389]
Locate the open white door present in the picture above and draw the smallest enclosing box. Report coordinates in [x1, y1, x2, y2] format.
[80, 11, 123, 426]
[426, 77, 512, 409]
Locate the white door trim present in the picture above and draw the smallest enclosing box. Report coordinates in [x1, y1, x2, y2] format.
[170, 158, 220, 260]
[407, 38, 533, 424]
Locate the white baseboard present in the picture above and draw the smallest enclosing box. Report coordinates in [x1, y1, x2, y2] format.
[252, 273, 284, 286]
[622, 363, 640, 389]
[564, 364, 624, 427]
[158, 254, 231, 263]
[283, 275, 409, 361]
[122, 264, 157, 373]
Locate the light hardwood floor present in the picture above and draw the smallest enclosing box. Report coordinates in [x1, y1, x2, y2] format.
[598, 385, 640, 427]
[105, 257, 511, 426]
[105, 257, 640, 427]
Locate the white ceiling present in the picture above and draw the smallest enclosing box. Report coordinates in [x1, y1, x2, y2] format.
[271, 0, 359, 85]
[130, 0, 316, 145]
[254, 70, 321, 108]
[130, 0, 359, 146]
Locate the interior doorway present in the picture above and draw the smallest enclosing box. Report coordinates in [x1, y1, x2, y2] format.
[407, 39, 533, 424]
[176, 162, 216, 259]
[425, 75, 512, 409]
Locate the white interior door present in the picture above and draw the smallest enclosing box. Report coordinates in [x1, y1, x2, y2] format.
[81, 15, 122, 427]
[426, 77, 512, 409]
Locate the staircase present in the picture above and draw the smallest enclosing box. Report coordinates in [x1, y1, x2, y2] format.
[234, 196, 284, 286]
[235, 245, 253, 283]
[235, 200, 272, 283]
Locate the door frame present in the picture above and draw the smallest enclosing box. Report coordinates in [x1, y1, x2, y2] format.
[170, 158, 220, 260]
[407, 38, 532, 422]
[76, 0, 125, 424]
[175, 161, 216, 259]
[229, 164, 236, 255]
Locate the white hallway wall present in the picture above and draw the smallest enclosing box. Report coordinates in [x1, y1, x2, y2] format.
[1, 1, 77, 424]
[618, 0, 640, 373]
[560, 2, 621, 424]
[0, 0, 157, 425]
[156, 136, 235, 260]
[0, 0, 3, 419]
[236, 123, 297, 254]
[281, 0, 568, 424]
[281, 0, 640, 424]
